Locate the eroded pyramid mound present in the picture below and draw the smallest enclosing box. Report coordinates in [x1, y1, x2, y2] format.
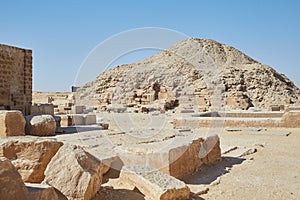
[75, 38, 300, 112]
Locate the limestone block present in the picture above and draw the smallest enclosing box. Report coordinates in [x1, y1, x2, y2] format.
[31, 104, 54, 115]
[281, 111, 300, 128]
[0, 157, 29, 200]
[44, 145, 104, 200]
[119, 166, 190, 200]
[0, 110, 26, 137]
[72, 114, 85, 125]
[60, 115, 73, 127]
[84, 114, 96, 125]
[0, 137, 63, 183]
[72, 105, 85, 114]
[26, 114, 56, 136]
[117, 135, 221, 180]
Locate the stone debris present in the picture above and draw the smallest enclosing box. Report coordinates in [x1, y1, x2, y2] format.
[0, 137, 63, 183]
[74, 38, 300, 112]
[0, 157, 29, 200]
[226, 127, 262, 132]
[223, 146, 257, 158]
[26, 114, 56, 136]
[44, 144, 105, 200]
[0, 110, 26, 137]
[119, 165, 190, 200]
[221, 145, 238, 155]
[244, 131, 291, 136]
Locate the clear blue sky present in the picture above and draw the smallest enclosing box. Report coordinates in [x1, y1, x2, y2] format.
[1, 0, 299, 91]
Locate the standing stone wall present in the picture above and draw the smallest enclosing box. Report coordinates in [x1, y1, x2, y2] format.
[0, 44, 32, 115]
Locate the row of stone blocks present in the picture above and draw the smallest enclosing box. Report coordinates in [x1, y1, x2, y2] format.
[173, 111, 300, 129]
[0, 135, 221, 199]
[0, 110, 98, 137]
[59, 114, 96, 126]
[0, 110, 57, 137]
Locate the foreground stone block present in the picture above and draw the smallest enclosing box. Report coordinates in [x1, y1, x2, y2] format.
[169, 134, 221, 179]
[0, 138, 63, 183]
[26, 114, 56, 136]
[0, 157, 29, 200]
[120, 166, 190, 200]
[118, 134, 221, 179]
[44, 145, 103, 200]
[0, 110, 26, 137]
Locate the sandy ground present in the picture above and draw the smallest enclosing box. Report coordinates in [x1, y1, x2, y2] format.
[53, 113, 300, 199]
[199, 128, 300, 200]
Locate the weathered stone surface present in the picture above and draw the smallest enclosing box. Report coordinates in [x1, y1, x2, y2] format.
[281, 111, 300, 128]
[60, 115, 73, 127]
[26, 183, 67, 200]
[0, 110, 26, 137]
[84, 114, 97, 125]
[0, 137, 63, 183]
[44, 144, 103, 200]
[169, 134, 221, 179]
[26, 114, 56, 136]
[0, 44, 32, 116]
[116, 134, 221, 180]
[75, 38, 300, 112]
[0, 157, 29, 200]
[120, 166, 190, 200]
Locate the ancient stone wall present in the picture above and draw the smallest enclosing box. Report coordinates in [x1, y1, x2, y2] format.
[0, 44, 32, 115]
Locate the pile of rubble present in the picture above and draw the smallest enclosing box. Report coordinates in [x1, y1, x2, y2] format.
[75, 38, 300, 112]
[0, 109, 221, 200]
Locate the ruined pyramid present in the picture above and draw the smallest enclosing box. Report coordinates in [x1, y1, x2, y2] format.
[75, 38, 300, 112]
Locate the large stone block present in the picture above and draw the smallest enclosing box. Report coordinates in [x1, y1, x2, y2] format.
[26, 114, 56, 136]
[0, 137, 63, 183]
[44, 144, 104, 200]
[169, 135, 221, 179]
[0, 157, 29, 200]
[117, 135, 221, 180]
[60, 115, 74, 127]
[120, 166, 190, 200]
[31, 104, 54, 115]
[84, 114, 96, 125]
[72, 114, 85, 125]
[0, 110, 26, 137]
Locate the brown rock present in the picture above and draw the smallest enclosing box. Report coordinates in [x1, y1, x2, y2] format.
[0, 110, 26, 137]
[26, 183, 67, 200]
[44, 144, 104, 200]
[26, 114, 56, 136]
[0, 157, 29, 200]
[0, 137, 63, 183]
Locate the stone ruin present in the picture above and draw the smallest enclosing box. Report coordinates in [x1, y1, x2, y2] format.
[0, 44, 32, 115]
[1, 40, 300, 199]
[75, 38, 300, 113]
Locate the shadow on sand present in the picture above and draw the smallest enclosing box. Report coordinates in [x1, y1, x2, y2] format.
[183, 156, 245, 185]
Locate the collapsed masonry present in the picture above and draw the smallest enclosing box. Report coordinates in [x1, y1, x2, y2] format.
[0, 44, 32, 115]
[75, 38, 300, 113]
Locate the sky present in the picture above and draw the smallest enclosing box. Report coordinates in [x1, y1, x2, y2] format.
[0, 0, 299, 91]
